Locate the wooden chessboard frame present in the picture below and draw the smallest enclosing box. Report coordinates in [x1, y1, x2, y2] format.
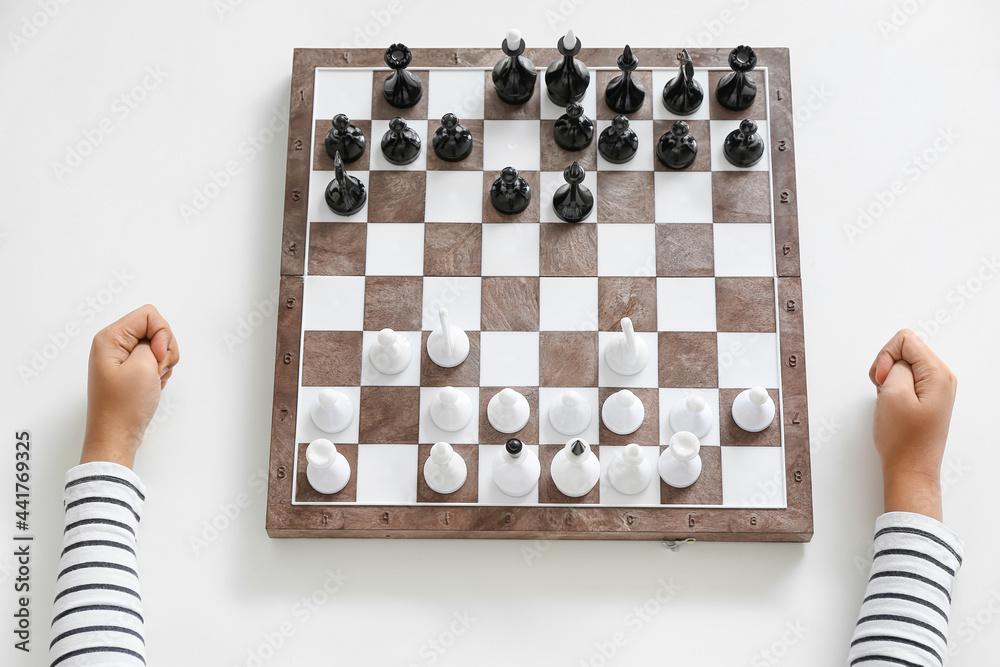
[266, 47, 811, 542]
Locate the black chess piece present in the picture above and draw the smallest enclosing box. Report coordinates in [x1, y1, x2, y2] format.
[553, 102, 594, 151]
[544, 30, 590, 106]
[656, 121, 698, 170]
[723, 119, 764, 168]
[380, 117, 421, 165]
[605, 45, 645, 115]
[324, 114, 366, 163]
[505, 438, 523, 456]
[382, 43, 423, 109]
[490, 166, 531, 215]
[552, 161, 594, 223]
[716, 45, 758, 111]
[662, 49, 703, 116]
[432, 113, 473, 162]
[325, 152, 366, 216]
[492, 30, 537, 105]
[598, 115, 638, 164]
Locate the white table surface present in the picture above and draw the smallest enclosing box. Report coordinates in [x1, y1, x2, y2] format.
[2, 1, 998, 664]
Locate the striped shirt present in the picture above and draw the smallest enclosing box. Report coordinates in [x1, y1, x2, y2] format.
[850, 511, 965, 666]
[50, 462, 146, 667]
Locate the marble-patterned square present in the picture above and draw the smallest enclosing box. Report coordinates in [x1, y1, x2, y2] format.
[654, 171, 713, 223]
[364, 223, 424, 275]
[656, 277, 717, 332]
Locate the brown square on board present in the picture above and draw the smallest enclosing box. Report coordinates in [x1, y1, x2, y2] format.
[484, 71, 541, 120]
[720, 388, 780, 446]
[598, 277, 657, 331]
[417, 444, 479, 502]
[301, 331, 363, 386]
[597, 172, 655, 223]
[712, 171, 771, 223]
[479, 386, 539, 445]
[481, 277, 540, 331]
[295, 443, 358, 502]
[655, 223, 714, 277]
[309, 222, 367, 276]
[658, 332, 718, 388]
[423, 223, 482, 276]
[372, 70, 429, 120]
[358, 386, 420, 444]
[363, 276, 422, 330]
[540, 223, 598, 277]
[482, 171, 540, 223]
[540, 331, 599, 387]
[425, 119, 484, 171]
[314, 119, 371, 172]
[538, 444, 600, 504]
[368, 171, 426, 223]
[707, 70, 767, 121]
[660, 445, 722, 505]
[599, 387, 659, 446]
[653, 119, 710, 172]
[596, 70, 654, 120]
[716, 277, 776, 333]
[420, 331, 481, 386]
[540, 120, 598, 172]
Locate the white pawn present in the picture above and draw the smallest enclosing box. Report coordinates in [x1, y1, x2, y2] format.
[487, 388, 530, 433]
[423, 442, 468, 494]
[430, 386, 473, 432]
[427, 307, 469, 368]
[669, 394, 713, 440]
[608, 443, 653, 495]
[731, 386, 775, 433]
[310, 389, 353, 434]
[370, 328, 411, 375]
[601, 389, 645, 435]
[548, 389, 591, 436]
[605, 317, 648, 376]
[550, 438, 601, 498]
[492, 438, 541, 497]
[305, 438, 351, 494]
[658, 431, 702, 489]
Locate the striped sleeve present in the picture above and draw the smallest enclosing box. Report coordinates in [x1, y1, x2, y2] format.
[849, 511, 965, 666]
[49, 462, 146, 667]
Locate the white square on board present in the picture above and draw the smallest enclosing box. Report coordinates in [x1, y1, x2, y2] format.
[721, 446, 785, 508]
[654, 171, 713, 223]
[538, 387, 600, 445]
[356, 444, 418, 504]
[710, 120, 770, 172]
[483, 120, 541, 171]
[539, 277, 598, 331]
[421, 277, 482, 331]
[365, 223, 425, 276]
[480, 331, 540, 386]
[302, 276, 365, 330]
[717, 332, 780, 389]
[596, 119, 655, 171]
[599, 445, 662, 506]
[658, 388, 721, 446]
[428, 70, 486, 119]
[713, 223, 774, 277]
[419, 387, 480, 444]
[478, 444, 540, 505]
[369, 119, 428, 171]
[296, 386, 362, 446]
[424, 171, 483, 223]
[314, 69, 374, 121]
[539, 171, 598, 223]
[308, 170, 368, 223]
[540, 77, 598, 120]
[652, 69, 711, 121]
[481, 224, 540, 276]
[656, 277, 717, 331]
[360, 330, 423, 386]
[596, 224, 656, 277]
[598, 331, 659, 388]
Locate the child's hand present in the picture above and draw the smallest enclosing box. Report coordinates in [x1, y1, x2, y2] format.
[869, 329, 956, 521]
[82, 305, 180, 469]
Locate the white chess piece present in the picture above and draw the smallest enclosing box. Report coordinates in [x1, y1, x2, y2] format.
[608, 443, 653, 495]
[550, 438, 600, 498]
[310, 389, 353, 434]
[507, 28, 522, 50]
[370, 328, 411, 375]
[492, 438, 541, 497]
[305, 438, 351, 494]
[658, 431, 702, 489]
[430, 386, 473, 432]
[669, 394, 713, 440]
[423, 442, 468, 494]
[548, 389, 591, 436]
[731, 386, 775, 433]
[426, 307, 469, 368]
[605, 317, 648, 376]
[487, 388, 530, 433]
[601, 389, 645, 435]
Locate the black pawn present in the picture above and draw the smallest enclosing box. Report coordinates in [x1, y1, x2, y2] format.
[605, 45, 645, 114]
[544, 30, 590, 106]
[324, 152, 366, 216]
[598, 115, 638, 164]
[552, 161, 594, 223]
[723, 119, 764, 168]
[656, 121, 698, 170]
[553, 102, 594, 151]
[432, 113, 473, 162]
[662, 49, 703, 116]
[492, 30, 537, 105]
[716, 45, 758, 111]
[490, 166, 531, 215]
[381, 117, 421, 165]
[382, 43, 423, 109]
[324, 114, 366, 163]
[505, 438, 523, 457]
[570, 439, 586, 456]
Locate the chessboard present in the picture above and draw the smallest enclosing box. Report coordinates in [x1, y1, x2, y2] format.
[266, 44, 811, 542]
